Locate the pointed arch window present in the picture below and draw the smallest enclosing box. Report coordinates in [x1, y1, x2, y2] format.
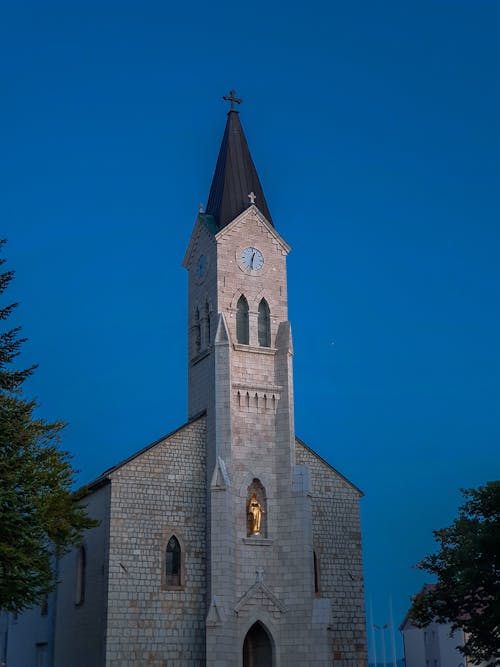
[194, 307, 201, 355]
[166, 536, 182, 588]
[236, 295, 249, 345]
[204, 301, 211, 346]
[258, 298, 271, 347]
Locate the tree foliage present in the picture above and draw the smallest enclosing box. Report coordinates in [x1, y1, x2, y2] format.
[0, 241, 98, 612]
[411, 482, 500, 665]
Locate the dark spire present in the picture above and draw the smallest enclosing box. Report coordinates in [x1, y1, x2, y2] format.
[205, 101, 273, 230]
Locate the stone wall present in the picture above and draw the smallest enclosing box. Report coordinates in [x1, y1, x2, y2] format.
[54, 483, 110, 667]
[105, 416, 207, 667]
[295, 439, 367, 667]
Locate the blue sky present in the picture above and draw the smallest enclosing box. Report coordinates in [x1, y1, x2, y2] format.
[1, 0, 499, 659]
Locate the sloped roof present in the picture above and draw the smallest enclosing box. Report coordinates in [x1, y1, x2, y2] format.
[205, 111, 273, 229]
[84, 412, 206, 493]
[399, 584, 437, 631]
[80, 419, 361, 499]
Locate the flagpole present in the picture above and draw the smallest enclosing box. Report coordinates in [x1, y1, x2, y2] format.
[389, 596, 397, 667]
[370, 600, 378, 666]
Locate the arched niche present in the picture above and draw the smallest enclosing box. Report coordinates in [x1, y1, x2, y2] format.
[247, 479, 267, 538]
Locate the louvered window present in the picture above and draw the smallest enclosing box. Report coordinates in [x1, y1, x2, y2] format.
[258, 299, 271, 347]
[194, 308, 201, 354]
[236, 295, 249, 344]
[205, 301, 211, 346]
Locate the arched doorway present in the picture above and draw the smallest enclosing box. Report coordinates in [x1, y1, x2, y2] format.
[243, 621, 273, 667]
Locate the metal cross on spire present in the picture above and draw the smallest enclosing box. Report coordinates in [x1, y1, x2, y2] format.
[223, 89, 242, 111]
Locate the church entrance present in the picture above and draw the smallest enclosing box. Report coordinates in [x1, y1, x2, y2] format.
[242, 622, 273, 667]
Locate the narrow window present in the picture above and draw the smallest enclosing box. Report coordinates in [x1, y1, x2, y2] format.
[75, 545, 86, 605]
[205, 301, 211, 346]
[166, 536, 181, 587]
[236, 295, 249, 344]
[313, 550, 320, 595]
[258, 298, 270, 347]
[35, 643, 48, 667]
[194, 308, 201, 354]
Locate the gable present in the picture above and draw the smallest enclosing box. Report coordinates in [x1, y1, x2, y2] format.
[215, 205, 290, 255]
[295, 436, 363, 497]
[86, 413, 207, 493]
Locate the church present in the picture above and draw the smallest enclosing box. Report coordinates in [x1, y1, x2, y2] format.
[3, 93, 367, 666]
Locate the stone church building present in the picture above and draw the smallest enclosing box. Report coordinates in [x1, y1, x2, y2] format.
[4, 98, 367, 666]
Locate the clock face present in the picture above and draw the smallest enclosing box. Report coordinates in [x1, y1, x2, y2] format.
[196, 254, 207, 279]
[241, 247, 264, 271]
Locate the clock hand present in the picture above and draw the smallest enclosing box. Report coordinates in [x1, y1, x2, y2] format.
[251, 251, 255, 268]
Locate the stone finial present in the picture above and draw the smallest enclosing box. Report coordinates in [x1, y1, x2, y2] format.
[248, 191, 256, 204]
[214, 312, 230, 345]
[255, 566, 264, 583]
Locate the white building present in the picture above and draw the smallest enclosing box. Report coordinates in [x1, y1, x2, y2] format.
[401, 616, 470, 667]
[400, 588, 480, 667]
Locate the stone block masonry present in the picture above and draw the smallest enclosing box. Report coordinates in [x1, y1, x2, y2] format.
[296, 439, 367, 666]
[105, 416, 207, 667]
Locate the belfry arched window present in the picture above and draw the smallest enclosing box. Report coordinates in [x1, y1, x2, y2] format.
[204, 301, 211, 346]
[166, 536, 182, 587]
[236, 295, 249, 345]
[194, 308, 201, 355]
[258, 298, 271, 347]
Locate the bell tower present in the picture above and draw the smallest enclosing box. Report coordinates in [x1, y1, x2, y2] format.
[183, 94, 336, 666]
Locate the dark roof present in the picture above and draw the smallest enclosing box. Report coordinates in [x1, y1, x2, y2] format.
[205, 111, 273, 230]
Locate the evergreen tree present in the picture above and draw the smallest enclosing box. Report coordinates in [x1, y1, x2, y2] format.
[411, 481, 500, 665]
[0, 240, 97, 612]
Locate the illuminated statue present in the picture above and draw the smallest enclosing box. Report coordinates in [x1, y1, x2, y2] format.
[248, 494, 263, 535]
